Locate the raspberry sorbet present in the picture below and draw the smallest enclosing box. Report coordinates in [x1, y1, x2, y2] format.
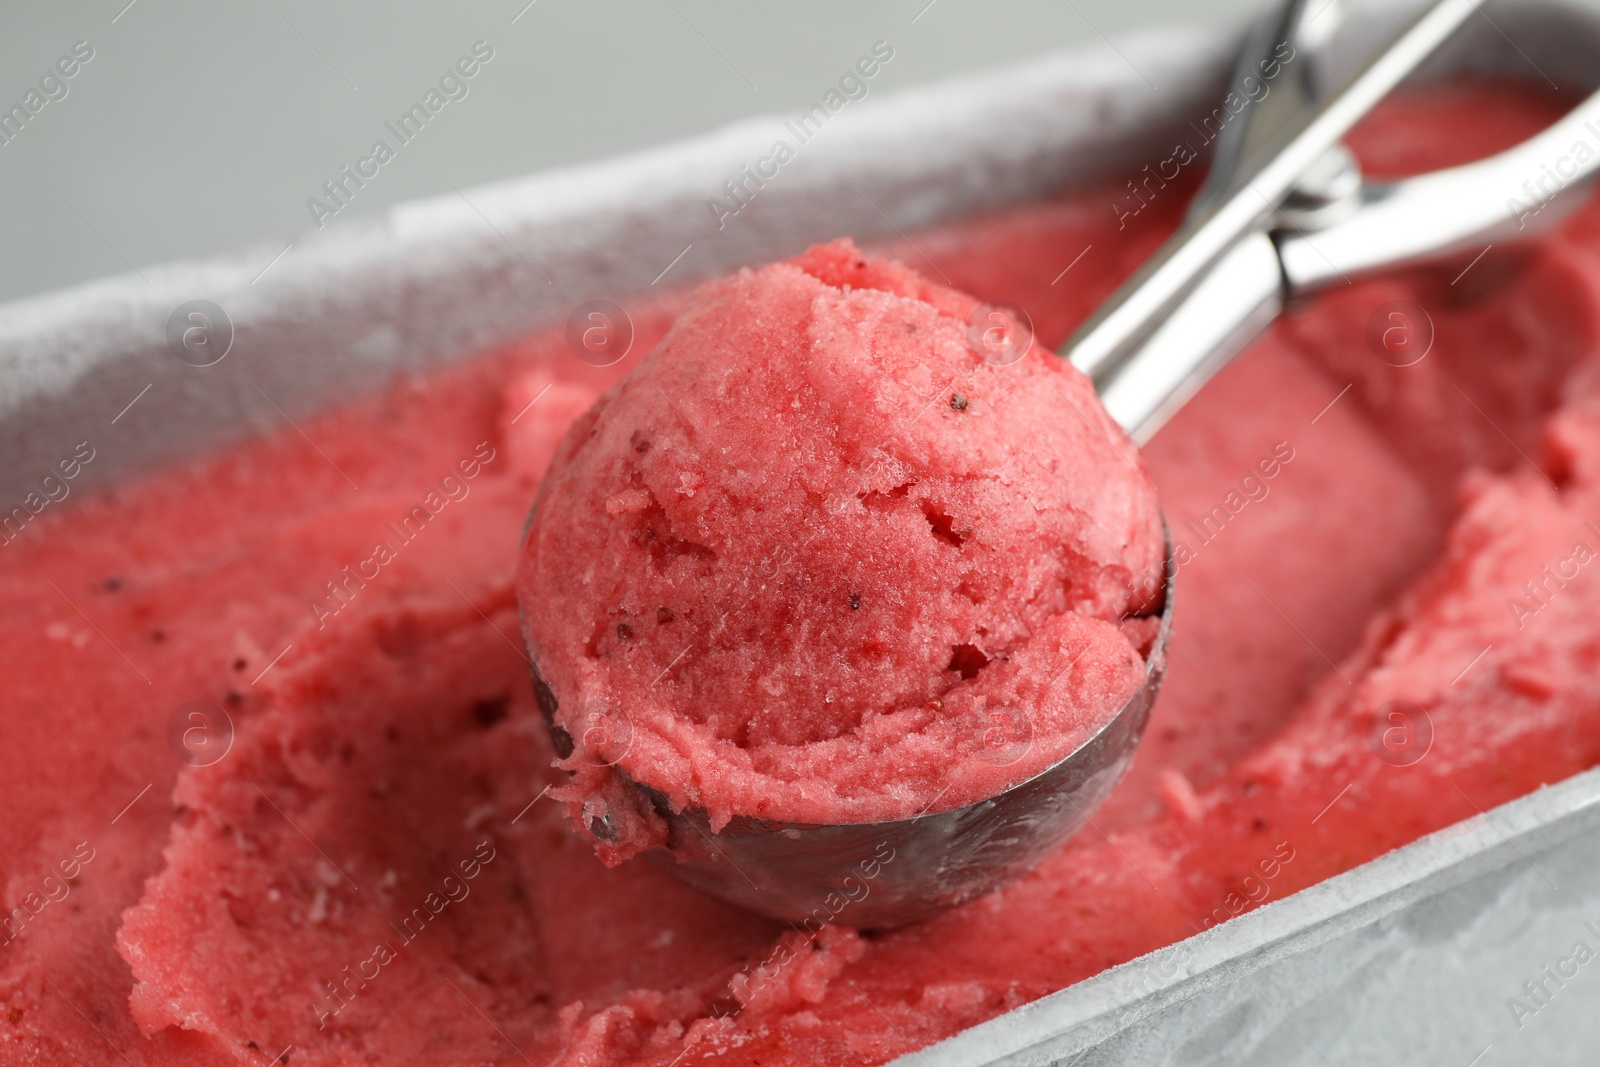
[0, 78, 1596, 1067]
[517, 240, 1165, 859]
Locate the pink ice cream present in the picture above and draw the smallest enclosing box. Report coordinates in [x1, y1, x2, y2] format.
[0, 76, 1593, 1067]
[517, 239, 1165, 857]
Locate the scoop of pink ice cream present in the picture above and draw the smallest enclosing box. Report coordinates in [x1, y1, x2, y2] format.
[518, 239, 1164, 861]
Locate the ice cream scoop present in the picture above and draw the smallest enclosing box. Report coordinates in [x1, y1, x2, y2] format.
[519, 0, 1600, 928]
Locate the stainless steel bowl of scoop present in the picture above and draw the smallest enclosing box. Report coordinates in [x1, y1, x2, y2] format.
[530, 546, 1172, 930]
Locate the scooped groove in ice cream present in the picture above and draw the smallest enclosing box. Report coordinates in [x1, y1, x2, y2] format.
[517, 239, 1166, 860]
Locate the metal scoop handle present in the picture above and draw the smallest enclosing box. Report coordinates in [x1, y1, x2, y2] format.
[1065, 0, 1600, 441]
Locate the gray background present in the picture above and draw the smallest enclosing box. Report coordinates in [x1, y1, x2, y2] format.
[0, 0, 1257, 309]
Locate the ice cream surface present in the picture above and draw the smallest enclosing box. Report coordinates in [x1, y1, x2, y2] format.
[0, 78, 1596, 1067]
[518, 239, 1164, 855]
